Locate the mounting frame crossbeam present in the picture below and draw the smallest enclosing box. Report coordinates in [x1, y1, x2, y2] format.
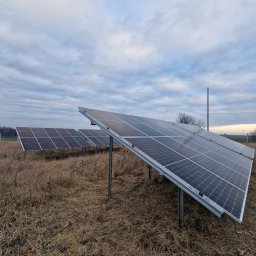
[79, 108, 224, 223]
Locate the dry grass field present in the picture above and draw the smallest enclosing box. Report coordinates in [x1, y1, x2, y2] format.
[0, 141, 255, 255]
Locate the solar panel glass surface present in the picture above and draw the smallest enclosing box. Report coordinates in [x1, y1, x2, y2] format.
[31, 128, 48, 137]
[56, 129, 71, 137]
[16, 127, 34, 138]
[63, 136, 81, 148]
[45, 128, 61, 137]
[79, 107, 255, 222]
[17, 127, 93, 151]
[37, 138, 57, 150]
[51, 137, 70, 149]
[74, 136, 91, 147]
[20, 137, 41, 150]
[79, 129, 111, 147]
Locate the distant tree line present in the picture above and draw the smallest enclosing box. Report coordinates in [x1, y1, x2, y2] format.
[0, 127, 17, 137]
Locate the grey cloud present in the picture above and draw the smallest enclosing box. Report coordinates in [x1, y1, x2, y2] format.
[0, 0, 255, 131]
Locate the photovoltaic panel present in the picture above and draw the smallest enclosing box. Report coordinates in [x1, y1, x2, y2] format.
[63, 136, 81, 148]
[73, 136, 92, 147]
[20, 137, 41, 151]
[66, 129, 81, 137]
[51, 137, 70, 149]
[79, 129, 111, 147]
[31, 128, 48, 137]
[174, 123, 254, 159]
[175, 122, 203, 134]
[16, 127, 34, 138]
[56, 128, 71, 137]
[79, 107, 255, 223]
[45, 128, 61, 137]
[16, 127, 94, 151]
[87, 136, 106, 147]
[79, 129, 94, 137]
[197, 129, 255, 159]
[37, 138, 57, 150]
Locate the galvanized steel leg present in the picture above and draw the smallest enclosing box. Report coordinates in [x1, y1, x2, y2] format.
[108, 136, 113, 197]
[148, 165, 152, 180]
[178, 188, 184, 227]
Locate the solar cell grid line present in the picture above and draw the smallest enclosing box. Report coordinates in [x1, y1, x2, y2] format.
[164, 150, 214, 168]
[118, 114, 191, 137]
[155, 136, 206, 158]
[73, 136, 92, 148]
[175, 122, 254, 159]
[187, 154, 247, 191]
[93, 130, 108, 136]
[125, 137, 186, 167]
[112, 113, 190, 137]
[45, 128, 61, 137]
[170, 135, 251, 178]
[20, 137, 41, 151]
[29, 128, 44, 150]
[197, 130, 255, 159]
[163, 148, 249, 188]
[56, 128, 71, 137]
[204, 151, 250, 177]
[85, 136, 97, 147]
[89, 137, 106, 147]
[98, 136, 111, 145]
[16, 127, 34, 138]
[155, 135, 249, 192]
[37, 138, 57, 150]
[128, 136, 247, 192]
[79, 107, 255, 223]
[63, 136, 81, 148]
[31, 128, 48, 137]
[86, 129, 108, 137]
[79, 132, 100, 147]
[51, 137, 70, 149]
[79, 129, 111, 147]
[79, 129, 95, 137]
[172, 136, 252, 172]
[66, 129, 81, 137]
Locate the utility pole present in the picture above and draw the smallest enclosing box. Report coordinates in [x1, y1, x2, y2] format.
[207, 88, 209, 131]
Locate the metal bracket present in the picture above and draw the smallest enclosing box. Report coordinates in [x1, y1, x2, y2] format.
[108, 136, 113, 197]
[178, 188, 184, 227]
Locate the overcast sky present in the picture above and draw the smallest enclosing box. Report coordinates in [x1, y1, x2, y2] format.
[0, 0, 255, 133]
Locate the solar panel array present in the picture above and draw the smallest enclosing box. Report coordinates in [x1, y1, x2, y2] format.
[16, 127, 92, 151]
[79, 107, 255, 223]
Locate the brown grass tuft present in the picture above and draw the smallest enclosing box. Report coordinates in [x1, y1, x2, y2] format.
[0, 141, 255, 255]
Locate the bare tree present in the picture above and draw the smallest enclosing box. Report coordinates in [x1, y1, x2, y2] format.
[176, 112, 205, 128]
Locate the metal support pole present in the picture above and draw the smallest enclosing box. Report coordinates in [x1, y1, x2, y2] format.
[207, 88, 209, 131]
[108, 136, 113, 197]
[148, 165, 152, 180]
[178, 188, 184, 227]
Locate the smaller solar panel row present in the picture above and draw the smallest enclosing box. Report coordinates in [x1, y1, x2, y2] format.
[79, 129, 113, 147]
[16, 127, 93, 151]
